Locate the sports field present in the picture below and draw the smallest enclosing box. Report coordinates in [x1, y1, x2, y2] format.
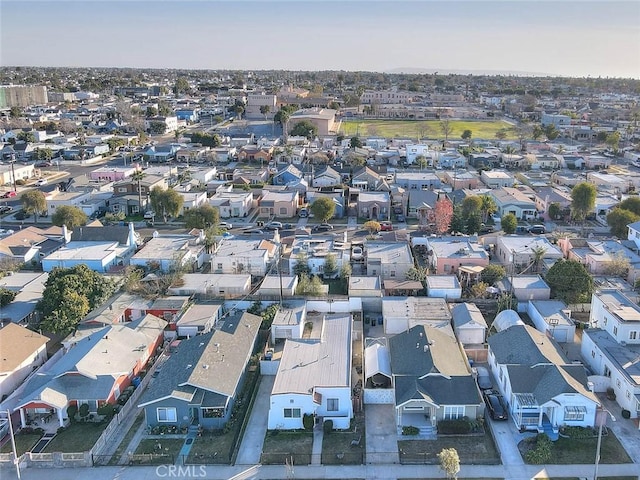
[337, 119, 517, 140]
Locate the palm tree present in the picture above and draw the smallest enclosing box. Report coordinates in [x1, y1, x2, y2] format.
[480, 195, 497, 223]
[131, 170, 146, 215]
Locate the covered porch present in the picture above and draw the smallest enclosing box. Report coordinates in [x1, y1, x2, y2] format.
[395, 400, 437, 436]
[16, 401, 67, 432]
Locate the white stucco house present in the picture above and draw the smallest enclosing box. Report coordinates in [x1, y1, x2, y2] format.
[451, 302, 488, 346]
[267, 314, 353, 430]
[527, 300, 576, 343]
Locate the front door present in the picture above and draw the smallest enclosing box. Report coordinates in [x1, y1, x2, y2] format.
[191, 407, 199, 424]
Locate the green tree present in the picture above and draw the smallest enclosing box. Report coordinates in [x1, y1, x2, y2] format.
[106, 137, 125, 153]
[37, 264, 117, 334]
[570, 182, 597, 222]
[323, 253, 338, 278]
[149, 186, 184, 223]
[548, 202, 562, 220]
[606, 208, 639, 238]
[415, 155, 429, 169]
[406, 266, 428, 282]
[290, 120, 318, 139]
[465, 213, 482, 235]
[480, 264, 506, 286]
[350, 136, 363, 148]
[131, 170, 146, 214]
[296, 274, 323, 296]
[618, 196, 640, 215]
[174, 77, 190, 95]
[51, 206, 88, 229]
[293, 252, 310, 276]
[274, 108, 291, 138]
[437, 447, 460, 480]
[479, 195, 497, 223]
[145, 106, 158, 118]
[0, 287, 18, 307]
[532, 125, 545, 140]
[363, 220, 381, 236]
[9, 106, 22, 118]
[310, 197, 336, 222]
[501, 213, 518, 234]
[259, 105, 271, 121]
[343, 151, 366, 167]
[189, 132, 221, 147]
[184, 205, 220, 229]
[35, 147, 53, 161]
[233, 103, 245, 120]
[450, 206, 465, 234]
[495, 129, 508, 141]
[157, 101, 172, 117]
[461, 129, 472, 140]
[149, 121, 167, 135]
[462, 195, 483, 218]
[21, 190, 47, 224]
[606, 131, 621, 153]
[543, 124, 559, 140]
[545, 259, 593, 304]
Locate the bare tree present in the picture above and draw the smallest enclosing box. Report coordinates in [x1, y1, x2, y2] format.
[440, 116, 452, 144]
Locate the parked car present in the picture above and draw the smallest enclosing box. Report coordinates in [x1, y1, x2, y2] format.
[143, 211, 156, 220]
[14, 210, 29, 220]
[474, 366, 492, 390]
[479, 224, 495, 234]
[380, 221, 393, 231]
[529, 225, 546, 235]
[35, 161, 52, 167]
[218, 221, 232, 230]
[352, 246, 364, 260]
[0, 206, 13, 215]
[36, 178, 48, 186]
[298, 208, 309, 218]
[242, 229, 264, 235]
[484, 390, 508, 420]
[312, 223, 334, 232]
[264, 221, 283, 231]
[396, 214, 406, 223]
[1, 191, 16, 198]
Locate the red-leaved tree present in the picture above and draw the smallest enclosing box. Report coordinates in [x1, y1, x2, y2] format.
[434, 198, 453, 234]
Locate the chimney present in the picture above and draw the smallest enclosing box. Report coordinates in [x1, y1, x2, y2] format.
[62, 224, 71, 244]
[128, 222, 137, 246]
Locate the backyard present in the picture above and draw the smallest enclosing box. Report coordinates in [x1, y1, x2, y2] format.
[261, 430, 313, 465]
[398, 431, 500, 465]
[43, 421, 108, 453]
[338, 119, 517, 140]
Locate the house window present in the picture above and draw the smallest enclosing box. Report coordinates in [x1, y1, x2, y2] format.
[327, 398, 339, 412]
[279, 207, 287, 215]
[591, 350, 595, 358]
[626, 390, 632, 400]
[603, 317, 608, 326]
[118, 187, 127, 193]
[157, 407, 177, 423]
[613, 326, 618, 336]
[630, 331, 637, 340]
[616, 379, 621, 388]
[284, 408, 301, 418]
[217, 263, 222, 270]
[563, 406, 586, 421]
[444, 406, 465, 420]
[390, 270, 396, 277]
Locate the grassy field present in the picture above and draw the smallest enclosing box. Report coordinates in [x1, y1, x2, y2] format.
[0, 432, 42, 455]
[44, 422, 108, 453]
[338, 119, 517, 140]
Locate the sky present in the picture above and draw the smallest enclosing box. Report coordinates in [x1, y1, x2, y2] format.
[1, 0, 639, 78]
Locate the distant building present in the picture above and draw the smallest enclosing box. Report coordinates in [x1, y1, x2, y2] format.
[0, 85, 48, 108]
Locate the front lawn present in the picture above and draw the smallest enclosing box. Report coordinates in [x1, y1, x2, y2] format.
[135, 438, 184, 456]
[399, 432, 500, 465]
[321, 414, 365, 465]
[325, 278, 347, 295]
[186, 431, 236, 464]
[519, 432, 631, 464]
[0, 432, 42, 455]
[108, 412, 144, 465]
[43, 421, 108, 453]
[261, 430, 313, 465]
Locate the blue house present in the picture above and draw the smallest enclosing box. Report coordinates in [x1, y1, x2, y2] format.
[272, 164, 304, 186]
[306, 191, 346, 218]
[176, 109, 199, 123]
[138, 311, 262, 430]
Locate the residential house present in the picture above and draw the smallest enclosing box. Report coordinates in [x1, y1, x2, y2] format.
[312, 166, 342, 188]
[306, 190, 345, 218]
[267, 314, 353, 430]
[269, 301, 307, 344]
[111, 175, 167, 215]
[272, 164, 304, 186]
[257, 275, 299, 298]
[443, 170, 480, 190]
[407, 189, 438, 222]
[0, 162, 34, 185]
[15, 314, 166, 428]
[357, 191, 390, 220]
[366, 242, 414, 281]
[381, 297, 452, 335]
[210, 238, 275, 277]
[259, 191, 299, 218]
[145, 116, 179, 134]
[488, 324, 599, 433]
[451, 302, 488, 346]
[395, 171, 441, 191]
[175, 146, 211, 164]
[287, 108, 337, 136]
[480, 170, 515, 189]
[426, 275, 462, 300]
[404, 144, 431, 165]
[587, 172, 630, 194]
[389, 324, 482, 435]
[560, 239, 640, 282]
[348, 276, 383, 311]
[490, 187, 537, 220]
[89, 166, 139, 183]
[0, 323, 49, 399]
[530, 154, 560, 170]
[232, 167, 270, 186]
[237, 146, 272, 163]
[139, 312, 261, 430]
[175, 303, 224, 338]
[208, 190, 253, 218]
[423, 236, 489, 275]
[42, 223, 139, 273]
[497, 275, 552, 304]
[130, 232, 206, 272]
[533, 187, 572, 220]
[351, 167, 386, 191]
[176, 190, 208, 216]
[144, 143, 180, 163]
[437, 151, 467, 169]
[527, 300, 575, 343]
[168, 273, 252, 298]
[580, 321, 640, 419]
[0, 226, 64, 265]
[288, 236, 348, 278]
[494, 236, 563, 274]
[0, 272, 49, 325]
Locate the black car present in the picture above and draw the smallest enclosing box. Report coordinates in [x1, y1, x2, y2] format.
[0, 206, 13, 214]
[313, 224, 334, 232]
[484, 390, 508, 421]
[529, 225, 546, 235]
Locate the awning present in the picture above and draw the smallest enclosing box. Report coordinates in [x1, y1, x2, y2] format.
[459, 265, 486, 274]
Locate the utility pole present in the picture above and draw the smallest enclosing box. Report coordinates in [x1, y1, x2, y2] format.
[6, 410, 21, 479]
[278, 242, 284, 306]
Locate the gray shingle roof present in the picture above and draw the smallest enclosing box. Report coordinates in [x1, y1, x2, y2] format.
[394, 375, 481, 407]
[507, 364, 597, 405]
[487, 324, 567, 365]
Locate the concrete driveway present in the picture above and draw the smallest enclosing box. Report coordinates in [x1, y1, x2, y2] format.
[364, 403, 399, 464]
[486, 414, 527, 466]
[235, 375, 275, 465]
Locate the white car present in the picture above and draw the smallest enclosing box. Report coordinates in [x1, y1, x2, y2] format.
[219, 222, 232, 230]
[352, 246, 364, 260]
[144, 211, 156, 220]
[36, 178, 48, 186]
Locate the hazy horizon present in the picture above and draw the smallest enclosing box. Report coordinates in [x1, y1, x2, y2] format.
[1, 1, 639, 79]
